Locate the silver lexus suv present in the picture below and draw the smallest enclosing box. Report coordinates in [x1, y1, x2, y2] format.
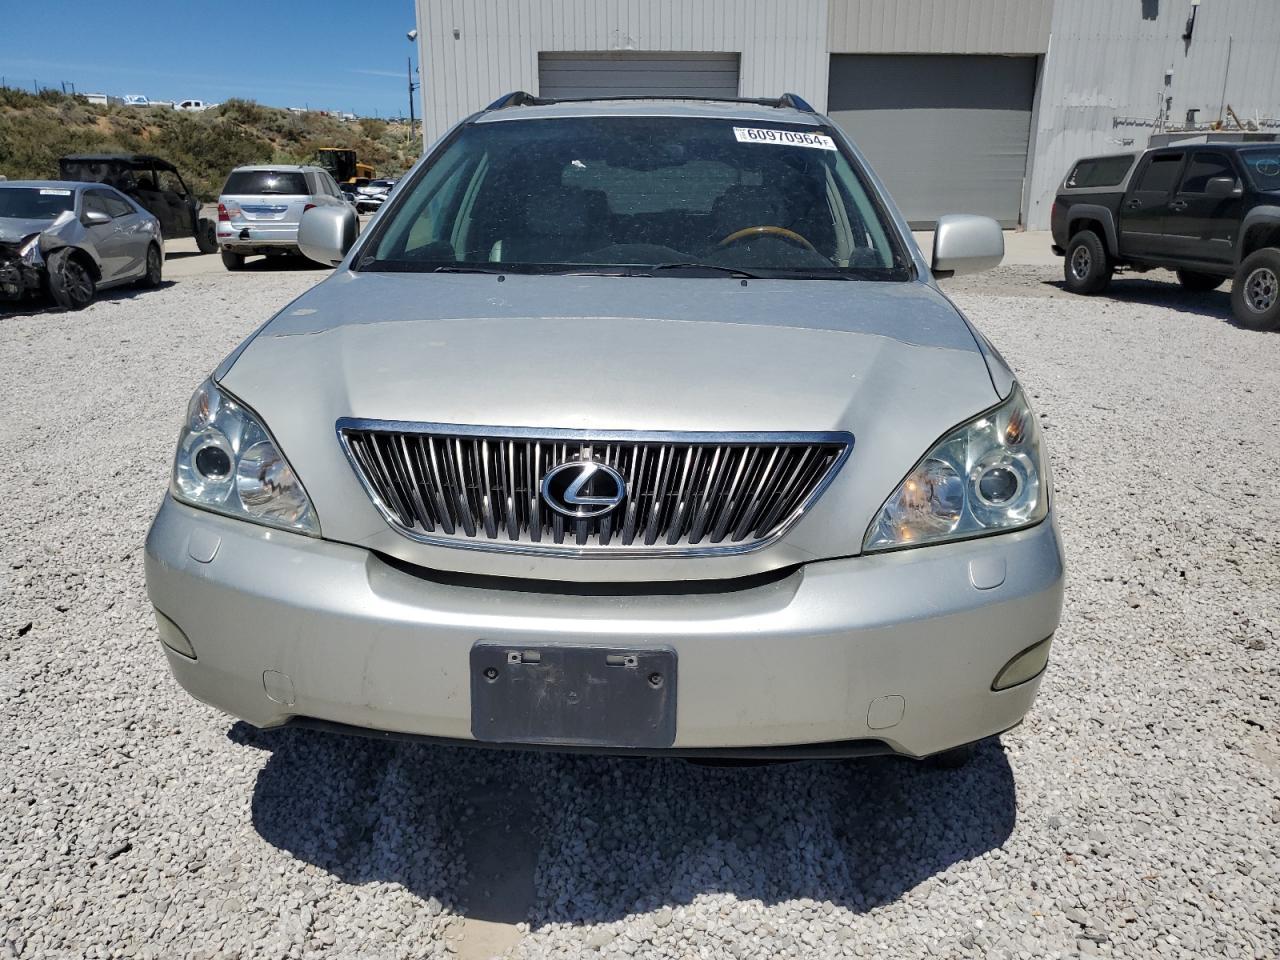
[146, 93, 1064, 764]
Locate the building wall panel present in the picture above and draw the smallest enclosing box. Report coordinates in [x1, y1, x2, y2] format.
[829, 54, 1037, 226]
[827, 0, 1052, 55]
[1025, 0, 1280, 228]
[417, 0, 830, 143]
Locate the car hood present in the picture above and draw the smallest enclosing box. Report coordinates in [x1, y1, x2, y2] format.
[0, 217, 58, 245]
[220, 272, 1003, 581]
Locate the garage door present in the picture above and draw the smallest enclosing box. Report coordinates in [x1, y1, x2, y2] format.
[827, 55, 1036, 228]
[538, 52, 740, 100]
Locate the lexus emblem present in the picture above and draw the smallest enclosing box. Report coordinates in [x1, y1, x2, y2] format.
[540, 460, 626, 519]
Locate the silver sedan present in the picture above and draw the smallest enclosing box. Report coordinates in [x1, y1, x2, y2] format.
[0, 181, 164, 310]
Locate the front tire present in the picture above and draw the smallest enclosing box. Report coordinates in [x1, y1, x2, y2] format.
[196, 219, 219, 254]
[1063, 230, 1112, 294]
[136, 243, 163, 288]
[1231, 248, 1280, 330]
[47, 249, 96, 310]
[221, 249, 246, 272]
[1176, 270, 1225, 292]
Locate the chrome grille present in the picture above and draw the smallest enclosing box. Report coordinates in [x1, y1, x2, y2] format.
[337, 420, 852, 556]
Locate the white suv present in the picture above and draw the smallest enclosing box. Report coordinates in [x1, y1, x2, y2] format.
[215, 165, 351, 270]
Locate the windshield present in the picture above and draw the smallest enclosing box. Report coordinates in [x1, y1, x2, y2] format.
[362, 115, 909, 280]
[222, 170, 309, 196]
[1239, 149, 1280, 191]
[0, 187, 76, 220]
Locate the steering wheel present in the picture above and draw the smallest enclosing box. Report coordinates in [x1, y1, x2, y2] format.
[717, 225, 817, 252]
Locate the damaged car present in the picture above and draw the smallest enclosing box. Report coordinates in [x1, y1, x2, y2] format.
[0, 181, 164, 310]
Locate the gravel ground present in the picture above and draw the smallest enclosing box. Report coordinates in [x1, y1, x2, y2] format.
[2, 266, 1278, 959]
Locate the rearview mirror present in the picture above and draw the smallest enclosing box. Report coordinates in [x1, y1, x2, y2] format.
[1204, 176, 1241, 197]
[931, 214, 1004, 279]
[81, 209, 111, 227]
[298, 205, 359, 266]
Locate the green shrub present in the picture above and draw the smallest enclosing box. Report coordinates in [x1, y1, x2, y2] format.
[0, 92, 421, 198]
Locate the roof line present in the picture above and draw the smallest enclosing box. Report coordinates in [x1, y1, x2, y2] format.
[484, 91, 816, 113]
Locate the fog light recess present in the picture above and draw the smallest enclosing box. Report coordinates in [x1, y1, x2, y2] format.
[992, 635, 1052, 691]
[154, 609, 196, 660]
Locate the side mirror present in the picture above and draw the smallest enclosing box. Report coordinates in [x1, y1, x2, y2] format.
[298, 204, 359, 266]
[1204, 176, 1241, 197]
[931, 214, 1004, 279]
[81, 209, 111, 227]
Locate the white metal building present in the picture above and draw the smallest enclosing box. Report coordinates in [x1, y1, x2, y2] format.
[413, 0, 1280, 229]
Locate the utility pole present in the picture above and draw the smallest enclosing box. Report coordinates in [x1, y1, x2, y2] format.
[407, 28, 421, 150]
[407, 56, 416, 145]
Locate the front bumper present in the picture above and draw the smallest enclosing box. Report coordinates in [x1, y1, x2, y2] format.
[0, 249, 43, 301]
[144, 496, 1065, 757]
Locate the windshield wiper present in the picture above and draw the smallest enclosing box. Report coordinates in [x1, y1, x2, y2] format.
[651, 262, 864, 280]
[429, 264, 512, 274]
[648, 262, 764, 279]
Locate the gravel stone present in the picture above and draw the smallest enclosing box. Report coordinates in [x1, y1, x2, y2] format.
[2, 265, 1278, 958]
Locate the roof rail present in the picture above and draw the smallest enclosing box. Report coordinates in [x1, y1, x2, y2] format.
[484, 91, 545, 110]
[484, 91, 818, 112]
[778, 93, 816, 113]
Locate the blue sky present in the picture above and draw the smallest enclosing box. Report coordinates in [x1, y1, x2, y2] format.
[0, 0, 421, 117]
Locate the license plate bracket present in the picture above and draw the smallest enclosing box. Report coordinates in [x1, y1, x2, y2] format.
[470, 643, 676, 748]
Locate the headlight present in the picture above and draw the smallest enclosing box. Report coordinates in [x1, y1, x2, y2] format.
[864, 385, 1048, 551]
[171, 379, 319, 535]
[18, 234, 42, 263]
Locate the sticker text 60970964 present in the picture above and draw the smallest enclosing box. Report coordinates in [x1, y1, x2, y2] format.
[733, 127, 836, 151]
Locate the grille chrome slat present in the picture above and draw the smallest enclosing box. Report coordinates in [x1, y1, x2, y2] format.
[337, 421, 852, 557]
[420, 437, 452, 534]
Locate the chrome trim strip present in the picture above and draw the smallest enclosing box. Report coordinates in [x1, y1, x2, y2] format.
[338, 419, 853, 445]
[335, 419, 854, 559]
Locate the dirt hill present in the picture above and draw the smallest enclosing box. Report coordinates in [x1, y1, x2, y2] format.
[0, 89, 421, 200]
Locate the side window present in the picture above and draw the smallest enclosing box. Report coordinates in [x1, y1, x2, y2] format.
[1179, 153, 1234, 193]
[380, 156, 477, 258]
[1066, 155, 1134, 189]
[1134, 154, 1183, 194]
[102, 193, 134, 218]
[84, 192, 112, 219]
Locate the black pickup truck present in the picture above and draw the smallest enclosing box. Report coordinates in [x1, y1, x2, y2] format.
[1051, 142, 1280, 329]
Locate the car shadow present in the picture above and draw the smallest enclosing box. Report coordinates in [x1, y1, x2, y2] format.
[1041, 275, 1240, 322]
[164, 250, 207, 260]
[240, 256, 329, 272]
[241, 723, 1017, 927]
[0, 280, 178, 318]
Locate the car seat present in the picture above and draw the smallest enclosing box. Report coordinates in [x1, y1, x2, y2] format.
[490, 186, 610, 264]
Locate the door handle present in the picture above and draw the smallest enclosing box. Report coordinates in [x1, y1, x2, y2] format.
[1126, 199, 1143, 209]
[1169, 200, 1188, 212]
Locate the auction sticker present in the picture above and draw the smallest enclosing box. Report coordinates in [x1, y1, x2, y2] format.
[40, 188, 72, 196]
[733, 127, 836, 150]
